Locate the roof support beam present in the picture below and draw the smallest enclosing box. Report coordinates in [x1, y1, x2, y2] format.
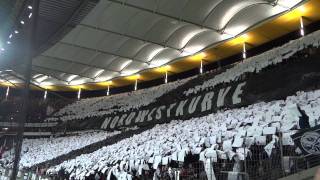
[4, 71, 52, 90]
[221, 2, 273, 31]
[106, 0, 221, 33]
[78, 23, 181, 51]
[58, 41, 148, 64]
[32, 64, 94, 80]
[31, 69, 69, 83]
[39, 54, 121, 73]
[0, 74, 19, 87]
[201, 0, 224, 27]
[36, 0, 89, 54]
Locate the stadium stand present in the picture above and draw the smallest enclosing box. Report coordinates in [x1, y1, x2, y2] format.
[46, 77, 192, 122]
[41, 89, 320, 179]
[183, 29, 320, 96]
[0, 130, 120, 168]
[1, 1, 320, 180]
[1, 26, 320, 180]
[46, 27, 320, 124]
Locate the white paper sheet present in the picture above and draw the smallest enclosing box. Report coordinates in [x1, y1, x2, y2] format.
[223, 140, 233, 151]
[263, 127, 277, 135]
[232, 137, 244, 148]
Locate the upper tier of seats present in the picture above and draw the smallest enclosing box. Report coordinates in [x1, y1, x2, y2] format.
[46, 28, 320, 124]
[183, 29, 320, 96]
[46, 77, 192, 122]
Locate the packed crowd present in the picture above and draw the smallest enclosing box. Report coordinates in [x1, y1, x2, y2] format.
[42, 89, 320, 179]
[184, 28, 320, 96]
[47, 77, 192, 122]
[0, 130, 120, 168]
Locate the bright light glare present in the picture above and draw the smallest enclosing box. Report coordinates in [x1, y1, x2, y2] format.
[69, 79, 87, 86]
[94, 76, 112, 82]
[149, 59, 170, 68]
[221, 33, 234, 40]
[36, 75, 48, 82]
[297, 6, 307, 13]
[121, 69, 139, 76]
[277, 0, 302, 9]
[126, 74, 140, 80]
[181, 45, 204, 56]
[40, 82, 54, 86]
[67, 75, 78, 82]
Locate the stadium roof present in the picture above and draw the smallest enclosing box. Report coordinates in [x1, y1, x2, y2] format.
[0, 0, 320, 91]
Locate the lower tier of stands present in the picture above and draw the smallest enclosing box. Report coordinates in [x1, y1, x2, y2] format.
[1, 89, 317, 179]
[0, 131, 120, 169]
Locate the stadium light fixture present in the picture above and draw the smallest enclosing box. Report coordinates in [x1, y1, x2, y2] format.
[283, 4, 308, 21]
[228, 33, 249, 46]
[9, 34, 12, 39]
[127, 74, 140, 81]
[199, 52, 206, 58]
[28, 13, 32, 19]
[300, 17, 305, 36]
[20, 20, 25, 25]
[156, 65, 171, 73]
[77, 88, 81, 100]
[221, 33, 233, 40]
[7, 41, 11, 45]
[14, 30, 19, 34]
[190, 52, 206, 61]
[28, 5, 33, 9]
[40, 81, 54, 86]
[297, 5, 307, 13]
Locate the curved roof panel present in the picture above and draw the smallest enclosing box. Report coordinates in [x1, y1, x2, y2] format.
[0, 0, 307, 87]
